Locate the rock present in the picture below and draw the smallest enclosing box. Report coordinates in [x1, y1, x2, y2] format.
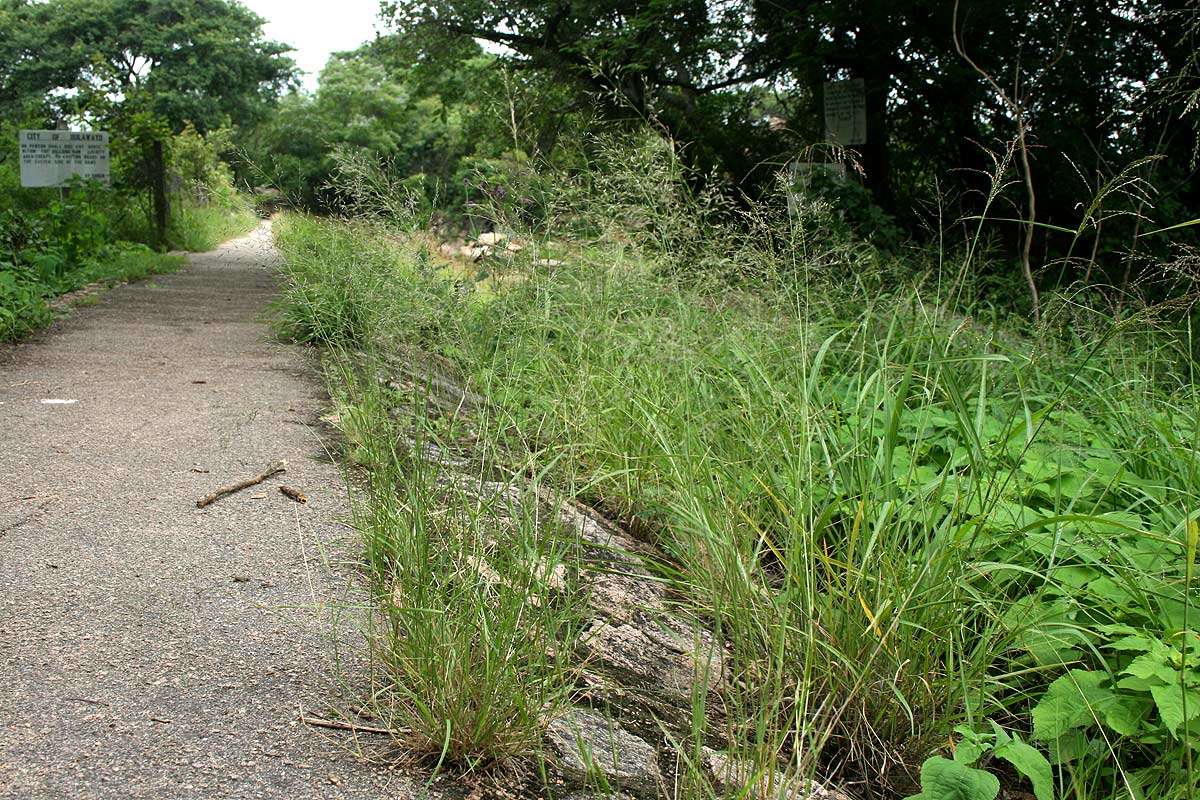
[551, 498, 652, 570]
[545, 709, 661, 798]
[574, 669, 695, 742]
[505, 240, 525, 252]
[477, 231, 507, 245]
[700, 748, 852, 800]
[463, 552, 567, 605]
[580, 617, 723, 703]
[459, 244, 487, 261]
[586, 571, 667, 624]
[437, 242, 459, 258]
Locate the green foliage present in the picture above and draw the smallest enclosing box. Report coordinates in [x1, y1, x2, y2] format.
[948, 723, 1053, 800]
[0, 0, 295, 132]
[368, 0, 1200, 303]
[0, 116, 252, 337]
[273, 216, 582, 767]
[383, 0, 774, 185]
[0, 268, 52, 338]
[167, 193, 257, 252]
[245, 42, 595, 219]
[171, 123, 236, 191]
[904, 757, 1000, 800]
[0, 240, 181, 340]
[272, 130, 1200, 796]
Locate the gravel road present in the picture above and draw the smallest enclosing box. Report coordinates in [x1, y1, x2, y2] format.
[0, 224, 419, 799]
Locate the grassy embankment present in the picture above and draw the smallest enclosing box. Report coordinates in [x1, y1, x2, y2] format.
[272, 144, 1200, 800]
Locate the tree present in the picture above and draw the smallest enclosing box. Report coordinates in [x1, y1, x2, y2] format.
[381, 0, 782, 182]
[246, 45, 498, 209]
[380, 0, 1196, 247]
[0, 0, 296, 132]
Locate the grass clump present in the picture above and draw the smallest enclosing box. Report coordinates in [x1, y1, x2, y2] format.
[278, 217, 582, 775]
[273, 136, 1200, 799]
[332, 363, 582, 772]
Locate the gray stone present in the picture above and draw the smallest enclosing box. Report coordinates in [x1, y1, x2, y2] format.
[545, 709, 662, 798]
[586, 571, 667, 624]
[580, 617, 724, 702]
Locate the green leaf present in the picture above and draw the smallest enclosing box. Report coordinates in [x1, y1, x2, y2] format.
[1045, 730, 1092, 765]
[1098, 692, 1152, 736]
[903, 757, 1000, 800]
[1148, 683, 1200, 737]
[992, 735, 1055, 800]
[1032, 670, 1108, 741]
[963, 215, 1078, 235]
[951, 726, 989, 766]
[1138, 217, 1200, 237]
[1124, 651, 1178, 685]
[1106, 634, 1156, 652]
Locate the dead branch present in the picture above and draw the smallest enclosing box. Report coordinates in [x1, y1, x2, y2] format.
[299, 713, 397, 736]
[279, 485, 307, 504]
[196, 460, 287, 508]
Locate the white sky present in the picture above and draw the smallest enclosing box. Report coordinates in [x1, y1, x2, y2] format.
[239, 0, 386, 91]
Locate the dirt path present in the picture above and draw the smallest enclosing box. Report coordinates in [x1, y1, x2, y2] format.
[0, 224, 415, 799]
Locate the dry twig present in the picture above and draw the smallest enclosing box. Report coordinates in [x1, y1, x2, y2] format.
[279, 485, 307, 504]
[299, 713, 396, 736]
[196, 460, 286, 508]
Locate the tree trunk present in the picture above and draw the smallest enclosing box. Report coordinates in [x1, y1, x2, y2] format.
[151, 140, 169, 252]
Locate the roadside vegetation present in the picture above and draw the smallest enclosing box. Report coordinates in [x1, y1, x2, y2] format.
[0, 121, 257, 339]
[262, 1, 1200, 797]
[274, 131, 1200, 800]
[5, 0, 1200, 798]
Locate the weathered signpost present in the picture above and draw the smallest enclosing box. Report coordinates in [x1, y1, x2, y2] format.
[18, 129, 111, 188]
[823, 79, 867, 146]
[18, 128, 169, 250]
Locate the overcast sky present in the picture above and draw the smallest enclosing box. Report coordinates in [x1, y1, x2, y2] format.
[240, 0, 386, 91]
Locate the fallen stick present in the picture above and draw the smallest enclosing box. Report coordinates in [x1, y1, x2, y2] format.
[279, 485, 307, 504]
[196, 460, 286, 508]
[299, 713, 396, 736]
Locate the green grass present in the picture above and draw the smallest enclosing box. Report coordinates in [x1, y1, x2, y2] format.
[167, 193, 258, 252]
[325, 356, 583, 771]
[0, 189, 255, 341]
[273, 175, 1200, 799]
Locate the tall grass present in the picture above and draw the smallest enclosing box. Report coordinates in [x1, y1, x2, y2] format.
[275, 233, 584, 774]
[273, 136, 1200, 799]
[168, 195, 258, 252]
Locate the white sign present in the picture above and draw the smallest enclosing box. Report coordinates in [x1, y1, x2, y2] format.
[19, 130, 111, 188]
[823, 80, 866, 146]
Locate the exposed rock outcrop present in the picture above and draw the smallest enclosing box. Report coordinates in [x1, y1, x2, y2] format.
[545, 708, 662, 799]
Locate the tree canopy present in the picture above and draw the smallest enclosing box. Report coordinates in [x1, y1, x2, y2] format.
[381, 0, 1199, 243]
[0, 0, 296, 132]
